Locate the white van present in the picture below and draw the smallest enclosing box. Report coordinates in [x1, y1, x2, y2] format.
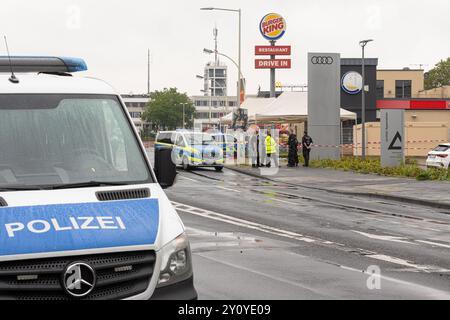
[0, 57, 196, 300]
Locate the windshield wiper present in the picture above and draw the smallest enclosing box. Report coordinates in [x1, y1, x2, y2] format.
[0, 185, 44, 191]
[49, 181, 128, 190]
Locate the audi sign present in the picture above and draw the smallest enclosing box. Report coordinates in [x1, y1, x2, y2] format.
[311, 56, 334, 65]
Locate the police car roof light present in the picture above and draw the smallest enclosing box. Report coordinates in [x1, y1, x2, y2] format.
[0, 56, 88, 73]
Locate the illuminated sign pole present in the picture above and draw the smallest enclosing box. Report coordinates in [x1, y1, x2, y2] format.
[258, 13, 289, 98]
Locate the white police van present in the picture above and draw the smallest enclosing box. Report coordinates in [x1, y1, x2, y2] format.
[0, 56, 196, 300]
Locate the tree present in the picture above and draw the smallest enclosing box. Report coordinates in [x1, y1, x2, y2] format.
[425, 57, 450, 90]
[142, 88, 195, 131]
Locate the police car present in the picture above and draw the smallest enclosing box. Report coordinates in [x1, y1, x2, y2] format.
[0, 56, 197, 300]
[156, 130, 224, 171]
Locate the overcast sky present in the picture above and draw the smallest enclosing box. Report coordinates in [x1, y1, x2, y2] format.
[1, 0, 449, 96]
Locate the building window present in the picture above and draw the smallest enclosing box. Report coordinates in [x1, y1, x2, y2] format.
[395, 80, 412, 98]
[129, 112, 142, 119]
[214, 69, 225, 78]
[376, 80, 384, 99]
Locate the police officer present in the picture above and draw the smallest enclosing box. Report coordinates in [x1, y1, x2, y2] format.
[302, 131, 313, 167]
[265, 132, 277, 168]
[249, 130, 260, 168]
[287, 131, 299, 167]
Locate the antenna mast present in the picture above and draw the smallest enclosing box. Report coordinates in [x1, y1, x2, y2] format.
[213, 26, 218, 66]
[4, 36, 19, 84]
[410, 63, 429, 70]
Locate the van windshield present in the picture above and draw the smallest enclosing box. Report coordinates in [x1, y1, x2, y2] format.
[184, 133, 215, 146]
[0, 94, 152, 189]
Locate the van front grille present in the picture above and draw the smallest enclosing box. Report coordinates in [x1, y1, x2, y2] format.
[0, 250, 155, 300]
[96, 188, 150, 202]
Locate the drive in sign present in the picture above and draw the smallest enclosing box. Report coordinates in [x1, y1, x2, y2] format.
[255, 59, 291, 69]
[255, 46, 291, 56]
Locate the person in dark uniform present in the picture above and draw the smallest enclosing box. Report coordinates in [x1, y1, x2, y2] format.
[249, 130, 260, 168]
[287, 131, 299, 167]
[302, 132, 313, 167]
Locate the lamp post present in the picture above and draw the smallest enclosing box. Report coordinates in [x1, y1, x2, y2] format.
[359, 39, 373, 160]
[179, 103, 188, 129]
[197, 74, 228, 129]
[203, 48, 244, 116]
[201, 7, 242, 109]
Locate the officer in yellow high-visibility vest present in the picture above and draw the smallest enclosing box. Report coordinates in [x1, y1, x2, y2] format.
[265, 132, 277, 168]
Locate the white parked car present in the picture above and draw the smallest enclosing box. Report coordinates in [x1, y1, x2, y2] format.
[426, 143, 450, 169]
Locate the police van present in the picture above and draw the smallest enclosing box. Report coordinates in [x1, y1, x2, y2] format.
[156, 130, 224, 171]
[0, 56, 197, 300]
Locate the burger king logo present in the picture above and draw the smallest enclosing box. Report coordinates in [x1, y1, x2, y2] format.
[260, 13, 286, 41]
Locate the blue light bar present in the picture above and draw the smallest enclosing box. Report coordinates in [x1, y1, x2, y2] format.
[59, 57, 88, 72]
[0, 56, 88, 73]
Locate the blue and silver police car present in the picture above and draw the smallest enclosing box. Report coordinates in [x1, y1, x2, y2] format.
[156, 131, 224, 171]
[0, 56, 196, 300]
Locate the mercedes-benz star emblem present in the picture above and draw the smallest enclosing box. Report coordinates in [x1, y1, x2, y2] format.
[311, 56, 334, 65]
[62, 262, 96, 298]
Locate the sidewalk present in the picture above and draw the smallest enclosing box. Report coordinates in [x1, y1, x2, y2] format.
[226, 163, 450, 211]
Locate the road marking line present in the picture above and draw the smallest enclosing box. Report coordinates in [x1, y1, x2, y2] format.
[366, 254, 429, 271]
[353, 231, 417, 245]
[172, 201, 316, 244]
[179, 176, 199, 182]
[366, 254, 450, 273]
[174, 202, 450, 274]
[271, 198, 298, 206]
[216, 186, 240, 193]
[339, 265, 450, 299]
[195, 253, 329, 297]
[416, 240, 450, 249]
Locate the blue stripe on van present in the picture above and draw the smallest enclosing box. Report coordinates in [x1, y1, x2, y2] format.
[0, 199, 159, 256]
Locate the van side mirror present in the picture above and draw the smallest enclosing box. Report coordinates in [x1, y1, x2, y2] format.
[154, 147, 177, 189]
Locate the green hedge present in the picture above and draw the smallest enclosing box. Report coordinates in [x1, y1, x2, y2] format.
[310, 157, 450, 181]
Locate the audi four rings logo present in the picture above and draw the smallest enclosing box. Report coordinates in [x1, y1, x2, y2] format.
[311, 56, 334, 65]
[63, 262, 96, 298]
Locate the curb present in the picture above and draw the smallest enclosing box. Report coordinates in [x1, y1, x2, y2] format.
[225, 166, 450, 212]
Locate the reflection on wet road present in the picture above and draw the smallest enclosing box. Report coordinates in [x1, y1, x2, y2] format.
[165, 167, 450, 300]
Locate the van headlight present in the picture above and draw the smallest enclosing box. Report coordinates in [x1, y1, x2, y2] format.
[157, 233, 193, 287]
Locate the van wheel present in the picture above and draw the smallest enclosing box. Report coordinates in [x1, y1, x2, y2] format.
[182, 157, 191, 171]
[215, 166, 223, 172]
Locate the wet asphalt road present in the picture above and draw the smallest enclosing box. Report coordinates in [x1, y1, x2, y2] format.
[165, 167, 450, 300]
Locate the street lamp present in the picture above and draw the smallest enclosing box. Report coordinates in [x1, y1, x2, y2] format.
[359, 39, 374, 160]
[196, 74, 229, 130]
[200, 7, 242, 109]
[203, 49, 244, 120]
[179, 103, 188, 129]
[203, 49, 244, 80]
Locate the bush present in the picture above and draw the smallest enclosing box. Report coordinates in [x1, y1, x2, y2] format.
[310, 157, 450, 182]
[416, 171, 431, 181]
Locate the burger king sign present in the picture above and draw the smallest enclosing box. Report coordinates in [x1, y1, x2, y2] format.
[260, 13, 286, 41]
